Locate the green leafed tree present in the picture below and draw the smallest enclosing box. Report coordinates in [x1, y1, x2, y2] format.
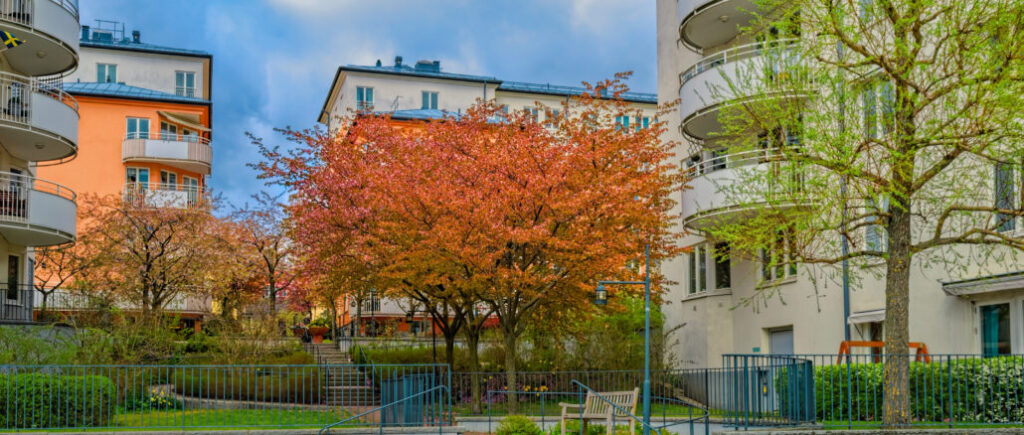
[701, 0, 1024, 426]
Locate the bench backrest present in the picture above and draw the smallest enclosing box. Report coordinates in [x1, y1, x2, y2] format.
[582, 388, 640, 417]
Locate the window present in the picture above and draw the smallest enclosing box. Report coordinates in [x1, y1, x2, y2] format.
[126, 167, 149, 189]
[865, 195, 888, 251]
[175, 71, 196, 97]
[687, 243, 731, 295]
[183, 176, 200, 205]
[6, 255, 18, 301]
[160, 170, 177, 190]
[160, 121, 178, 140]
[863, 82, 895, 139]
[97, 63, 117, 83]
[421, 91, 438, 110]
[710, 148, 728, 171]
[356, 86, 374, 111]
[995, 163, 1016, 232]
[615, 115, 630, 130]
[981, 303, 1010, 357]
[126, 117, 150, 139]
[634, 116, 650, 130]
[862, 86, 877, 139]
[761, 230, 797, 281]
[523, 107, 539, 122]
[685, 153, 703, 176]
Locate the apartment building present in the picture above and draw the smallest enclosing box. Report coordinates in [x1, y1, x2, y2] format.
[38, 21, 211, 209]
[318, 56, 658, 336]
[0, 0, 80, 322]
[33, 21, 212, 327]
[658, 0, 1022, 367]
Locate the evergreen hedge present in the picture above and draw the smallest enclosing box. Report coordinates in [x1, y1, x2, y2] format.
[0, 373, 116, 428]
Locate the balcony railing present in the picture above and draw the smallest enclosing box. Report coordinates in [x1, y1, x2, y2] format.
[123, 182, 204, 208]
[122, 131, 212, 170]
[124, 131, 210, 144]
[42, 288, 212, 314]
[0, 0, 79, 27]
[174, 86, 197, 98]
[0, 71, 78, 125]
[683, 147, 798, 178]
[679, 39, 800, 88]
[0, 171, 74, 222]
[1, 284, 33, 323]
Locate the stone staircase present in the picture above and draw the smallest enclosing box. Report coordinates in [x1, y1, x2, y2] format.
[304, 342, 379, 407]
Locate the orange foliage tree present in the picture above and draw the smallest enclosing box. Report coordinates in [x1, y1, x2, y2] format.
[256, 75, 682, 408]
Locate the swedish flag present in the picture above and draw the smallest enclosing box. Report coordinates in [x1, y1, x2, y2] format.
[2, 31, 22, 49]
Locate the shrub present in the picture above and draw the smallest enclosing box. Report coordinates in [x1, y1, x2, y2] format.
[171, 366, 322, 404]
[497, 415, 543, 435]
[0, 373, 116, 428]
[776, 356, 1024, 423]
[547, 420, 667, 435]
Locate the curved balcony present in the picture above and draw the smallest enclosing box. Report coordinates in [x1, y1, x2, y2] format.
[0, 0, 80, 76]
[123, 182, 204, 209]
[0, 172, 76, 246]
[681, 148, 802, 230]
[0, 72, 78, 163]
[677, 0, 757, 51]
[122, 132, 212, 174]
[678, 40, 802, 141]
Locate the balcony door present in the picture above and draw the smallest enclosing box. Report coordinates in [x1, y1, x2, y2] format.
[126, 167, 149, 190]
[160, 122, 178, 141]
[183, 176, 199, 205]
[160, 170, 177, 191]
[6, 255, 19, 302]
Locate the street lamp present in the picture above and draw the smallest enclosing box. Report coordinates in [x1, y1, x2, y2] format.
[595, 244, 652, 435]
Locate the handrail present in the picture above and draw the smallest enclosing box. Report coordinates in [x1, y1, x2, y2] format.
[0, 72, 79, 119]
[123, 131, 211, 145]
[318, 384, 451, 435]
[570, 380, 710, 433]
[0, 171, 76, 201]
[683, 147, 798, 178]
[0, 0, 78, 28]
[679, 38, 800, 87]
[49, 0, 78, 18]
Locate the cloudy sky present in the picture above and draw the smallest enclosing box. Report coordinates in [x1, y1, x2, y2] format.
[79, 0, 658, 207]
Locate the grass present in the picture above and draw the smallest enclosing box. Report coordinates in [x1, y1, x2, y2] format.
[0, 409, 360, 432]
[455, 399, 710, 418]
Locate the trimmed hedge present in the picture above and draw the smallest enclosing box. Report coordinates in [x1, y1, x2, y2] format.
[172, 366, 323, 403]
[776, 356, 1024, 423]
[0, 373, 116, 428]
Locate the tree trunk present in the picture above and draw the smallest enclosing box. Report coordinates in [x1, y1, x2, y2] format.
[882, 200, 911, 427]
[268, 288, 277, 315]
[503, 327, 519, 413]
[444, 330, 457, 370]
[466, 325, 483, 414]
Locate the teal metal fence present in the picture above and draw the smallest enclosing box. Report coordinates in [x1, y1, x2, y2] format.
[724, 353, 1024, 430]
[0, 364, 451, 431]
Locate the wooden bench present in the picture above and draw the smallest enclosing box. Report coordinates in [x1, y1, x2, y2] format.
[559, 388, 639, 435]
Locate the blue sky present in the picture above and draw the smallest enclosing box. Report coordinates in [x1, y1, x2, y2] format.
[79, 0, 657, 207]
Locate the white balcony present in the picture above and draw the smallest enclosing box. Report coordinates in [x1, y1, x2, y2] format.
[42, 289, 212, 314]
[123, 182, 203, 208]
[678, 40, 802, 141]
[0, 171, 75, 246]
[677, 0, 757, 51]
[681, 149, 802, 230]
[0, 72, 78, 163]
[122, 132, 212, 174]
[0, 0, 79, 76]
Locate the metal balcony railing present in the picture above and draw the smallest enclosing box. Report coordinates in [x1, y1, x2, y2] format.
[43, 288, 212, 313]
[0, 171, 75, 225]
[678, 38, 801, 87]
[123, 182, 204, 208]
[124, 131, 210, 144]
[0, 0, 79, 27]
[174, 86, 196, 98]
[0, 71, 78, 125]
[1, 283, 34, 322]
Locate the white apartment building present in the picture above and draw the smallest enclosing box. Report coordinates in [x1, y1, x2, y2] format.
[0, 0, 80, 322]
[658, 0, 1024, 367]
[318, 56, 658, 335]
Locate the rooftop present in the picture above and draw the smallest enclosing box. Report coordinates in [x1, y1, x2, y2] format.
[498, 80, 657, 104]
[63, 82, 210, 104]
[80, 21, 211, 58]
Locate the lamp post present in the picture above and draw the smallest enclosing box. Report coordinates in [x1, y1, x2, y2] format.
[595, 244, 652, 435]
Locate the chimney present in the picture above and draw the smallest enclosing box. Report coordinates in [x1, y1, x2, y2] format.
[375, 59, 382, 67]
[394, 56, 403, 67]
[80, 25, 89, 41]
[132, 30, 140, 43]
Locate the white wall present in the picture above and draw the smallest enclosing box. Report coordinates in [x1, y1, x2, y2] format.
[69, 48, 208, 98]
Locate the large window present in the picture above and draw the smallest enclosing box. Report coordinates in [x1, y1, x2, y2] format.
[614, 115, 630, 130]
[160, 121, 178, 140]
[421, 91, 438, 110]
[995, 163, 1016, 232]
[687, 243, 731, 295]
[97, 63, 117, 83]
[126, 167, 149, 189]
[126, 117, 150, 139]
[865, 195, 888, 252]
[761, 230, 798, 281]
[981, 303, 1010, 357]
[175, 71, 196, 97]
[183, 176, 200, 205]
[160, 170, 177, 190]
[862, 82, 895, 139]
[356, 86, 374, 111]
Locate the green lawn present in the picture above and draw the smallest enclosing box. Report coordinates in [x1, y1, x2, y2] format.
[455, 400, 710, 419]
[0, 409, 361, 432]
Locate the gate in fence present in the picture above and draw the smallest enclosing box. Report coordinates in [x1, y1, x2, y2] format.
[723, 354, 815, 427]
[380, 372, 443, 427]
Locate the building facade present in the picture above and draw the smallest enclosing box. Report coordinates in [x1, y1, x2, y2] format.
[33, 21, 212, 326]
[318, 56, 658, 336]
[658, 0, 1022, 367]
[0, 0, 80, 323]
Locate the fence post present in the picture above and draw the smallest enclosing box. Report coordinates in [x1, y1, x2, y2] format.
[947, 356, 953, 429]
